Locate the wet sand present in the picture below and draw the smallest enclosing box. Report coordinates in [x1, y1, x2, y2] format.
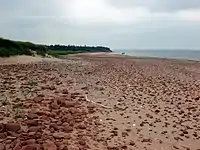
[0, 54, 200, 150]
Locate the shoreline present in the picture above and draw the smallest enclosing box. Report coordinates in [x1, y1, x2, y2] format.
[0, 52, 199, 65]
[113, 50, 200, 62]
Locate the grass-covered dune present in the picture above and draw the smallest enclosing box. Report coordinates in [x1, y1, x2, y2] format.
[0, 38, 46, 57]
[46, 50, 83, 57]
[0, 37, 112, 57]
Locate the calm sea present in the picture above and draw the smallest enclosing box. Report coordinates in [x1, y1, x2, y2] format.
[114, 50, 200, 61]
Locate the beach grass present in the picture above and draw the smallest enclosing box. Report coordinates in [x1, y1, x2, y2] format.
[47, 50, 83, 57]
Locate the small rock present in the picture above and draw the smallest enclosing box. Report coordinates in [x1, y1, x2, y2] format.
[111, 130, 118, 136]
[64, 101, 75, 108]
[182, 146, 190, 150]
[26, 120, 38, 126]
[43, 140, 57, 150]
[107, 146, 119, 150]
[62, 89, 68, 94]
[141, 138, 152, 143]
[121, 145, 127, 149]
[13, 103, 23, 108]
[81, 86, 88, 90]
[5, 123, 21, 132]
[76, 124, 86, 129]
[122, 132, 128, 137]
[5, 140, 12, 144]
[13, 141, 21, 150]
[79, 140, 86, 146]
[51, 103, 59, 109]
[49, 124, 59, 131]
[94, 120, 101, 125]
[7, 136, 17, 140]
[61, 146, 68, 150]
[0, 144, 5, 150]
[27, 113, 38, 119]
[22, 139, 36, 146]
[53, 132, 66, 139]
[37, 94, 45, 97]
[125, 128, 131, 132]
[182, 130, 188, 134]
[21, 144, 40, 150]
[0, 133, 6, 139]
[129, 141, 135, 146]
[155, 110, 160, 114]
[173, 145, 179, 149]
[28, 126, 41, 132]
[28, 132, 36, 136]
[64, 126, 73, 133]
[49, 86, 56, 90]
[33, 96, 43, 102]
[64, 134, 71, 140]
[0, 123, 5, 132]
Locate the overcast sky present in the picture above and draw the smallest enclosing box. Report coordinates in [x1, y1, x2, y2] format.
[1, 0, 200, 49]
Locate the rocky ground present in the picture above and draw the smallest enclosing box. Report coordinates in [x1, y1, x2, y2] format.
[0, 54, 200, 150]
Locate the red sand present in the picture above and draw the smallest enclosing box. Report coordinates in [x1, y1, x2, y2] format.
[0, 54, 200, 150]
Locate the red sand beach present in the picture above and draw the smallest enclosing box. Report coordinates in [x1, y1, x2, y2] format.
[0, 54, 200, 150]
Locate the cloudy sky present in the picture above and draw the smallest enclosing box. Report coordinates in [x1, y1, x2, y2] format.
[1, 0, 200, 49]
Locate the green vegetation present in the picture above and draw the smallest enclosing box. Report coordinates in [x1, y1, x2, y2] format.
[0, 37, 112, 57]
[47, 45, 112, 53]
[0, 38, 46, 57]
[47, 50, 83, 57]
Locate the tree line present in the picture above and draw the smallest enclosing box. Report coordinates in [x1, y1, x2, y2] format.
[47, 45, 111, 52]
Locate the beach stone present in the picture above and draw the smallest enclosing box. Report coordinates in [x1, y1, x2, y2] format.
[37, 94, 45, 97]
[49, 124, 59, 131]
[13, 141, 21, 150]
[61, 146, 68, 150]
[5, 123, 21, 132]
[53, 132, 66, 139]
[22, 139, 36, 145]
[0, 133, 6, 139]
[49, 85, 56, 90]
[0, 144, 5, 150]
[76, 123, 86, 129]
[64, 102, 75, 108]
[0, 123, 5, 132]
[33, 96, 43, 102]
[122, 132, 128, 137]
[43, 140, 57, 150]
[62, 89, 68, 94]
[64, 126, 73, 133]
[5, 139, 12, 144]
[51, 102, 59, 109]
[27, 113, 39, 119]
[129, 141, 135, 146]
[13, 102, 23, 108]
[26, 120, 38, 126]
[107, 146, 120, 150]
[28, 126, 41, 132]
[21, 144, 40, 150]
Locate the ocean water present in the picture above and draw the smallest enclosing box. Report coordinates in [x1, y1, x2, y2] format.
[114, 50, 200, 61]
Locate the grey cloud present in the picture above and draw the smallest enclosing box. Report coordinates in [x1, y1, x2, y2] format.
[1, 16, 200, 49]
[0, 0, 200, 49]
[0, 0, 63, 18]
[109, 0, 200, 12]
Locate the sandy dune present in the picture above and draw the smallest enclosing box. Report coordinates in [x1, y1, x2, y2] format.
[0, 53, 200, 150]
[0, 55, 60, 65]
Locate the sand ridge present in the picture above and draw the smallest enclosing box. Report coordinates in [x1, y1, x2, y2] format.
[0, 55, 61, 65]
